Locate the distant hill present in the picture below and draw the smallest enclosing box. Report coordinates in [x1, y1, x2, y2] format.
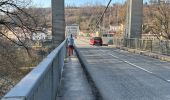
[65, 5, 126, 32]
[29, 4, 126, 32]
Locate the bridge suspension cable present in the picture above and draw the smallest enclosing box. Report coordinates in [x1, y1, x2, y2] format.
[91, 0, 112, 33]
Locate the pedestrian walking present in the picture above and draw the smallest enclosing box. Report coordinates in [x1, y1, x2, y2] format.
[67, 34, 74, 56]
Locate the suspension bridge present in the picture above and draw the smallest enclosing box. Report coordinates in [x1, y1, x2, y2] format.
[1, 0, 170, 100]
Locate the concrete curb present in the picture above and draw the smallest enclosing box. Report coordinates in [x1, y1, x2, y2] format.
[114, 46, 170, 62]
[74, 45, 102, 100]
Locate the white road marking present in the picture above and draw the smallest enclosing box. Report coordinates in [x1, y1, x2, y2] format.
[110, 54, 119, 59]
[100, 49, 153, 74]
[124, 61, 153, 74]
[99, 49, 170, 83]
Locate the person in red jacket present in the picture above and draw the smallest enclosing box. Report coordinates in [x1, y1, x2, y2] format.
[67, 34, 74, 56]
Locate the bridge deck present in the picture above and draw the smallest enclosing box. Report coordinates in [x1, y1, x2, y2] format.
[57, 52, 94, 100]
[75, 39, 170, 100]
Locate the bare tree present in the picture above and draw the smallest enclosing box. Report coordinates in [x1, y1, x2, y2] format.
[0, 0, 46, 98]
[145, 3, 170, 40]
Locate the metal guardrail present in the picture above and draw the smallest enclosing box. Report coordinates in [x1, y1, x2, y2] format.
[1, 40, 67, 100]
[113, 38, 170, 56]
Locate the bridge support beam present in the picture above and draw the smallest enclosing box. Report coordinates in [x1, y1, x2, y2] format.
[52, 0, 65, 46]
[125, 0, 143, 38]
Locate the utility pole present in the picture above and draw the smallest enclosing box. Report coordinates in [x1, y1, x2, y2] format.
[52, 0, 65, 46]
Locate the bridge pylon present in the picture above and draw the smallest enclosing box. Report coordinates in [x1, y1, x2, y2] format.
[125, 0, 143, 39]
[52, 0, 65, 46]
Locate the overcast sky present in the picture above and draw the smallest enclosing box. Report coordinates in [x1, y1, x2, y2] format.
[32, 0, 149, 8]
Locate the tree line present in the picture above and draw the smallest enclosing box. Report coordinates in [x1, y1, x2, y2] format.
[65, 2, 170, 40]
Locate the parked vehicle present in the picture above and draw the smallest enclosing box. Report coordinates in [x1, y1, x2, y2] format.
[89, 37, 103, 46]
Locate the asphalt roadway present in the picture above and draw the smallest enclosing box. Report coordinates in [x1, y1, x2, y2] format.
[75, 40, 170, 100]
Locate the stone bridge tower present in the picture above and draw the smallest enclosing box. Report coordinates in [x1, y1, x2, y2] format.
[52, 0, 65, 46]
[125, 0, 143, 38]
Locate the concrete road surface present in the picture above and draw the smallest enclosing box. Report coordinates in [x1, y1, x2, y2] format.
[75, 40, 170, 100]
[58, 53, 94, 100]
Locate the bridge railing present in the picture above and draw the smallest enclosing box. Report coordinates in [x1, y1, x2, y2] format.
[113, 38, 170, 56]
[1, 40, 67, 100]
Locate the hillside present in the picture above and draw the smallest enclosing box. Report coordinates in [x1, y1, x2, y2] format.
[65, 5, 126, 32]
